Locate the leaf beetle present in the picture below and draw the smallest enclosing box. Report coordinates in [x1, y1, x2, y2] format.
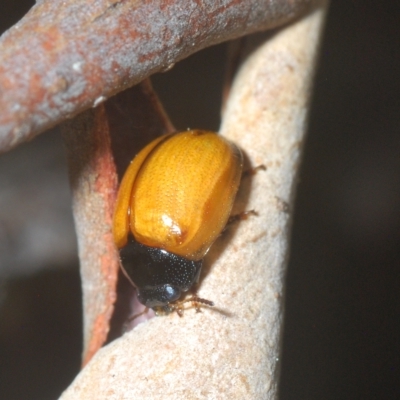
[113, 130, 243, 315]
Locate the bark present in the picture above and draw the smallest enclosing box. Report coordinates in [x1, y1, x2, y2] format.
[63, 105, 119, 366]
[0, 0, 312, 153]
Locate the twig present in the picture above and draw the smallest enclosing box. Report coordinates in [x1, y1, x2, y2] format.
[0, 0, 312, 153]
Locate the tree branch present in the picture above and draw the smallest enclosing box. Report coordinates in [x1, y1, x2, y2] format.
[0, 0, 312, 153]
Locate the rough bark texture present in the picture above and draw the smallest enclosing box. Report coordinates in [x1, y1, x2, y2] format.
[0, 0, 312, 153]
[63, 107, 119, 366]
[59, 2, 329, 398]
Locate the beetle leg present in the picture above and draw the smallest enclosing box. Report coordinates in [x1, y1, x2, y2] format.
[221, 163, 265, 231]
[241, 164, 266, 180]
[224, 209, 258, 231]
[176, 306, 184, 317]
[170, 295, 214, 316]
[182, 295, 214, 313]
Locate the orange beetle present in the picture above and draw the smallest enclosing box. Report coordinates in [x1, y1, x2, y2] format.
[113, 130, 243, 312]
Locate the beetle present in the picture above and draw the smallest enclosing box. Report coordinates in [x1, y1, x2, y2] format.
[113, 130, 243, 315]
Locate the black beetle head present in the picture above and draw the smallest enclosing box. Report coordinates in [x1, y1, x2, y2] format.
[120, 236, 203, 308]
[137, 284, 181, 308]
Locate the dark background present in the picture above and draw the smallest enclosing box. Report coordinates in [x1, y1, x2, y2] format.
[0, 1, 399, 399]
